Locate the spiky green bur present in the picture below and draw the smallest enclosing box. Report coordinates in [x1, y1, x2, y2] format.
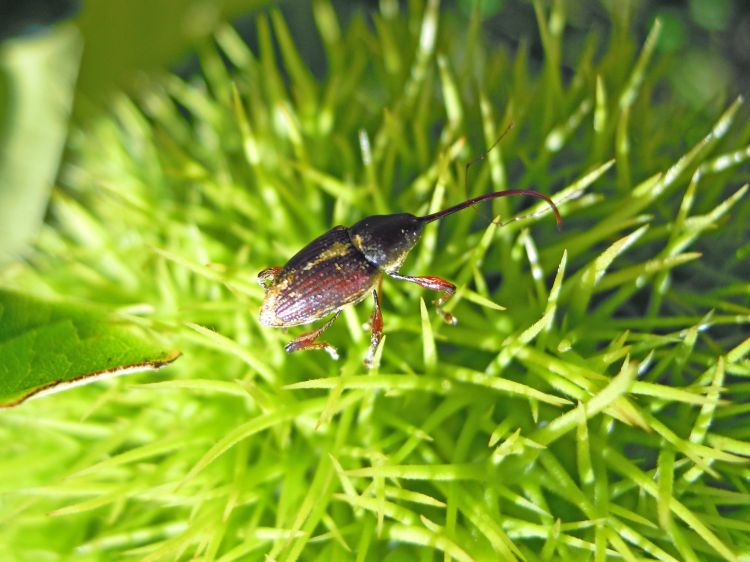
[2, 2, 750, 560]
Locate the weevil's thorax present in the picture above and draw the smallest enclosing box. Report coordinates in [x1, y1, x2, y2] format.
[348, 213, 424, 273]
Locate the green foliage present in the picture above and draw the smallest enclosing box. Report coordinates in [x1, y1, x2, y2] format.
[73, 0, 273, 111]
[0, 25, 80, 264]
[0, 289, 179, 408]
[2, 1, 750, 560]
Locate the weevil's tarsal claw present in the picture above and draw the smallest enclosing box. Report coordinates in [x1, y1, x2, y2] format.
[438, 309, 457, 325]
[364, 347, 377, 368]
[283, 311, 341, 360]
[431, 293, 457, 324]
[257, 266, 281, 291]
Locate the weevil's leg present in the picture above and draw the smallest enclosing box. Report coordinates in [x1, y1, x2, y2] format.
[364, 289, 384, 367]
[257, 266, 281, 291]
[388, 273, 457, 325]
[284, 310, 342, 360]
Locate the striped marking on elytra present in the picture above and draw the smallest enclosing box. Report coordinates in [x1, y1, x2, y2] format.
[302, 241, 351, 271]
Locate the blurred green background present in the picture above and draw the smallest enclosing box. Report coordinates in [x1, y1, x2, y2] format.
[4, 0, 750, 109]
[0, 0, 748, 264]
[1, 2, 749, 559]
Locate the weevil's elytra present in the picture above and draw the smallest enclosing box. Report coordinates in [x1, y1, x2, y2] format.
[258, 189, 562, 364]
[259, 226, 380, 328]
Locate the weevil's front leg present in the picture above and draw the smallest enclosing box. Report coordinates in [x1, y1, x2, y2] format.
[364, 289, 383, 367]
[388, 273, 457, 325]
[257, 266, 282, 291]
[284, 310, 342, 360]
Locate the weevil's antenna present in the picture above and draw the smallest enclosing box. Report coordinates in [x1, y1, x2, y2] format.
[418, 189, 563, 230]
[420, 123, 561, 229]
[462, 122, 515, 211]
[464, 122, 514, 191]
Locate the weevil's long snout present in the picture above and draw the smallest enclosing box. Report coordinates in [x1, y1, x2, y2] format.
[418, 189, 562, 229]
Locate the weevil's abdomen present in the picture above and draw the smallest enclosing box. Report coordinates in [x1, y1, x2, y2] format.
[260, 226, 380, 327]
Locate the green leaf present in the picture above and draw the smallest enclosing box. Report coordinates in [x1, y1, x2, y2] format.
[0, 290, 179, 408]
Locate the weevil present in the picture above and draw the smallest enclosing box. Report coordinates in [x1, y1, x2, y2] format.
[258, 190, 561, 364]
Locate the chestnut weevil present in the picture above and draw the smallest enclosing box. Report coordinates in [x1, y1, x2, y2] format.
[258, 190, 561, 363]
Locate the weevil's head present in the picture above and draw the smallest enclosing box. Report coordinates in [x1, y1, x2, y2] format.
[348, 213, 424, 273]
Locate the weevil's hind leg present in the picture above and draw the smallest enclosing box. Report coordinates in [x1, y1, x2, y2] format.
[257, 266, 281, 291]
[284, 311, 342, 360]
[388, 273, 457, 325]
[364, 289, 384, 367]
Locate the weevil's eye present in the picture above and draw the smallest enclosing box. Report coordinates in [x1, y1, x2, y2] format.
[349, 213, 423, 272]
[257, 267, 279, 291]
